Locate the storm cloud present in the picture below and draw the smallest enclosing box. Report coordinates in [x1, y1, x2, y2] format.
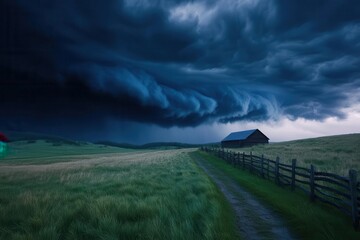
[1, 0, 360, 139]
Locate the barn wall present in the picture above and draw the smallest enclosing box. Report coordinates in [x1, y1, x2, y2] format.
[221, 140, 244, 148]
[246, 131, 269, 144]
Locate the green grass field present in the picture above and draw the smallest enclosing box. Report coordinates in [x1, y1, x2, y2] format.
[1, 140, 136, 165]
[0, 141, 238, 240]
[1, 133, 359, 239]
[229, 133, 360, 175]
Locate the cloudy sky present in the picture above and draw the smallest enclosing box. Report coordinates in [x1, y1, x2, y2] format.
[1, 0, 360, 144]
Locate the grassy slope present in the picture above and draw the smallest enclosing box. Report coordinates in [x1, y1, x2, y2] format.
[2, 130, 202, 150]
[0, 143, 238, 240]
[1, 140, 135, 164]
[198, 151, 360, 240]
[229, 133, 360, 175]
[2, 130, 81, 143]
[97, 141, 202, 150]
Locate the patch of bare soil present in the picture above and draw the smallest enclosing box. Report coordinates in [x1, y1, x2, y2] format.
[193, 154, 296, 240]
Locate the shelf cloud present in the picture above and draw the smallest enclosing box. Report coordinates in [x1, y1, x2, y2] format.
[1, 0, 359, 141]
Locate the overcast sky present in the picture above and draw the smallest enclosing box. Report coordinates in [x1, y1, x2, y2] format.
[1, 0, 360, 144]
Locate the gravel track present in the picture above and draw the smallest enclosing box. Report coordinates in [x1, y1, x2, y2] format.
[193, 154, 296, 240]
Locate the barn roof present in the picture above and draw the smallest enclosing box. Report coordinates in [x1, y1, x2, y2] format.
[222, 129, 268, 142]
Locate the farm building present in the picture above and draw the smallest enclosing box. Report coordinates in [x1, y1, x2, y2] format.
[221, 129, 269, 148]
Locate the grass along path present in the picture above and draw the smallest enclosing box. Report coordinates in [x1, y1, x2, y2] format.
[191, 152, 295, 240]
[198, 151, 360, 240]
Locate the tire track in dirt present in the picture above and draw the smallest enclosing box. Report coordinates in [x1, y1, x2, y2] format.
[192, 153, 296, 240]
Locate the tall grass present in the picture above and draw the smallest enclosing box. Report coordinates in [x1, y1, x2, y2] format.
[229, 134, 360, 175]
[0, 148, 238, 240]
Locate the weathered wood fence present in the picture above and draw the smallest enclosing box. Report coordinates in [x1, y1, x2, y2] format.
[200, 146, 360, 229]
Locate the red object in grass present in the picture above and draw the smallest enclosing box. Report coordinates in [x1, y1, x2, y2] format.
[0, 133, 9, 142]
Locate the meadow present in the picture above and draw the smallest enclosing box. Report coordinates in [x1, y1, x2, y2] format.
[0, 141, 237, 240]
[1, 133, 359, 240]
[230, 134, 360, 176]
[1, 140, 135, 165]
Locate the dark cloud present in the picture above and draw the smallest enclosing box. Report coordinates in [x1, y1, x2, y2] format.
[1, 0, 359, 141]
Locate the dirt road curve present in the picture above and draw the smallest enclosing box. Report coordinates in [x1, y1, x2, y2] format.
[193, 154, 296, 240]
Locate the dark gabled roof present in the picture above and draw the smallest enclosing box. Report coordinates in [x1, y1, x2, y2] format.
[222, 129, 268, 142]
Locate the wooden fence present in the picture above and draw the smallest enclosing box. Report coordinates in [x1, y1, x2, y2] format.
[200, 146, 360, 229]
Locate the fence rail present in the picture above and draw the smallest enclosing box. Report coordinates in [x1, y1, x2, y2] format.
[200, 146, 360, 229]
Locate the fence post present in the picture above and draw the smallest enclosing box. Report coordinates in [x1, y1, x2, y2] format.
[275, 157, 280, 185]
[309, 164, 316, 201]
[233, 152, 237, 167]
[261, 155, 264, 178]
[291, 159, 297, 191]
[267, 158, 270, 179]
[349, 170, 359, 229]
[242, 152, 245, 168]
[232, 152, 235, 166]
[237, 152, 240, 167]
[250, 152, 253, 173]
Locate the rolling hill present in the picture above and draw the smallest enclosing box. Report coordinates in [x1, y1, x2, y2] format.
[229, 133, 360, 175]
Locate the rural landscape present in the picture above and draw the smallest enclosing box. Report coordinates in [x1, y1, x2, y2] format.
[2, 0, 360, 239]
[0, 131, 359, 239]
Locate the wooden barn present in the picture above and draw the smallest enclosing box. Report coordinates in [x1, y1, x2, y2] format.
[221, 129, 269, 148]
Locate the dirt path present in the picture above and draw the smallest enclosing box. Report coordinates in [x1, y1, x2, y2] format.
[193, 154, 296, 240]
